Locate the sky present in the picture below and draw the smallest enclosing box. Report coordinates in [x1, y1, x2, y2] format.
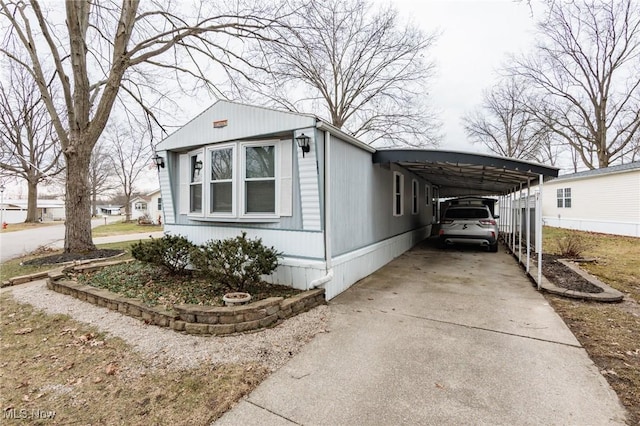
[3, 0, 542, 198]
[392, 0, 538, 152]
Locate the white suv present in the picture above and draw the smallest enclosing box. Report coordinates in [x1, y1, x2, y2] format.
[439, 205, 499, 252]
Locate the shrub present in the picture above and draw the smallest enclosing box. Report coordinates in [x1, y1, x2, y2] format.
[191, 232, 281, 292]
[556, 232, 588, 258]
[131, 234, 195, 274]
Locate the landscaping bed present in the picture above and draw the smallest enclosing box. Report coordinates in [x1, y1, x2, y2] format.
[75, 261, 300, 310]
[22, 249, 124, 266]
[541, 254, 603, 293]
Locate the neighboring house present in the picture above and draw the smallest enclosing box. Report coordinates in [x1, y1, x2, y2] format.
[155, 100, 557, 299]
[96, 205, 123, 216]
[542, 162, 640, 237]
[130, 189, 163, 224]
[0, 199, 65, 223]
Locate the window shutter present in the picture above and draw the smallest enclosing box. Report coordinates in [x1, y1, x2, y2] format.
[278, 139, 293, 216]
[179, 153, 189, 214]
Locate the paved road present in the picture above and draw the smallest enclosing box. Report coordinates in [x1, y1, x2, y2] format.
[0, 216, 131, 262]
[216, 241, 628, 425]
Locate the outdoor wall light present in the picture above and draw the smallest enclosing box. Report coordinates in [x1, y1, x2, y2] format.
[295, 133, 311, 157]
[152, 153, 165, 170]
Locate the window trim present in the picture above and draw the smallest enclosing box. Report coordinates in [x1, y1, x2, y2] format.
[393, 171, 404, 217]
[188, 140, 280, 221]
[557, 187, 572, 208]
[240, 141, 278, 218]
[207, 143, 236, 218]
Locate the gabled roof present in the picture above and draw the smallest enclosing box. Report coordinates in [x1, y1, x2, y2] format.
[157, 100, 317, 152]
[156, 100, 376, 154]
[553, 161, 640, 182]
[373, 149, 559, 197]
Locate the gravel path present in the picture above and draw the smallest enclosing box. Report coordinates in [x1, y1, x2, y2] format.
[4, 279, 329, 372]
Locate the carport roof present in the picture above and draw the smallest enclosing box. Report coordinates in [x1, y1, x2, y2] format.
[373, 149, 559, 198]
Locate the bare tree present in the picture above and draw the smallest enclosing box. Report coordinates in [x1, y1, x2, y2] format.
[0, 62, 63, 222]
[0, 0, 280, 252]
[88, 141, 118, 217]
[508, 0, 640, 169]
[104, 123, 152, 221]
[231, 0, 440, 147]
[463, 77, 550, 161]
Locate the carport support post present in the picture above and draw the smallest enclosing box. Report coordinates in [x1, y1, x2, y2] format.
[526, 180, 531, 274]
[512, 188, 516, 252]
[518, 183, 523, 264]
[536, 174, 543, 290]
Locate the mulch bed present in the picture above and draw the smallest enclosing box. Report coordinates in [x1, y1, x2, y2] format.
[21, 249, 124, 266]
[542, 254, 603, 293]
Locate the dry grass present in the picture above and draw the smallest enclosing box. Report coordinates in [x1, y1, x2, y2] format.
[0, 242, 135, 283]
[0, 294, 268, 425]
[0, 222, 61, 233]
[92, 221, 162, 237]
[546, 296, 640, 425]
[543, 227, 640, 301]
[543, 227, 640, 424]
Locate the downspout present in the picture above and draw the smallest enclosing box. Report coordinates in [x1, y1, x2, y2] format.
[309, 128, 334, 289]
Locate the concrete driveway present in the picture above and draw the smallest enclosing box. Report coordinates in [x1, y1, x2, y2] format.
[216, 240, 627, 425]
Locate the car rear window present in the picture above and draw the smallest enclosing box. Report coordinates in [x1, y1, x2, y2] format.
[445, 208, 489, 219]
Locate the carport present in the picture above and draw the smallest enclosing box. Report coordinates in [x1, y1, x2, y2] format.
[373, 149, 559, 288]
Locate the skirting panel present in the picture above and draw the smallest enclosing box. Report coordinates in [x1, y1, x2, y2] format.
[325, 226, 430, 299]
[543, 217, 639, 238]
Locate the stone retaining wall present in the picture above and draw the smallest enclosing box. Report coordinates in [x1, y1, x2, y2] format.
[46, 269, 325, 336]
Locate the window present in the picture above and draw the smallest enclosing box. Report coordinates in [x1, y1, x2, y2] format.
[393, 172, 404, 216]
[432, 187, 439, 222]
[557, 188, 572, 208]
[134, 202, 146, 210]
[425, 185, 430, 207]
[157, 197, 162, 211]
[210, 146, 234, 214]
[244, 145, 276, 214]
[190, 152, 204, 213]
[185, 140, 286, 220]
[412, 179, 419, 214]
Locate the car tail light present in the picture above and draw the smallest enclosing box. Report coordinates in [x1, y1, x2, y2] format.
[439, 229, 445, 235]
[479, 219, 496, 225]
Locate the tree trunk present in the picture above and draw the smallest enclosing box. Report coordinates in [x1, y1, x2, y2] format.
[124, 199, 131, 222]
[64, 146, 96, 252]
[25, 180, 38, 222]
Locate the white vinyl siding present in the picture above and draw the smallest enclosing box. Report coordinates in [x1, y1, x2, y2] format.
[542, 168, 640, 237]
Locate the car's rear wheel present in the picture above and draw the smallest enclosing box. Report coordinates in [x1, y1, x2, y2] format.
[489, 242, 498, 253]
